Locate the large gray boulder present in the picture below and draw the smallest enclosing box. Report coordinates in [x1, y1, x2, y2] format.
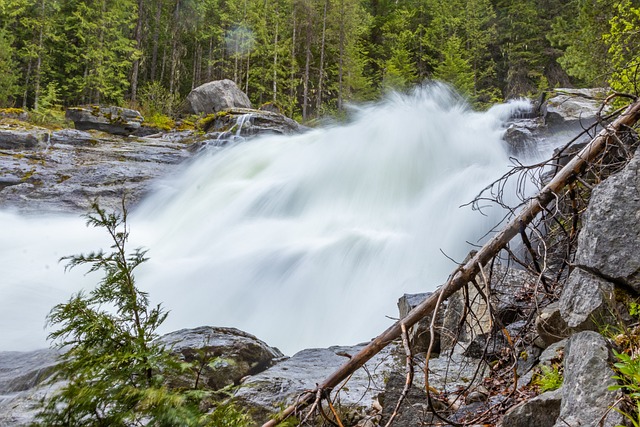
[186, 79, 252, 114]
[66, 106, 144, 136]
[158, 326, 284, 391]
[501, 388, 562, 427]
[574, 148, 640, 292]
[559, 268, 615, 333]
[553, 331, 623, 427]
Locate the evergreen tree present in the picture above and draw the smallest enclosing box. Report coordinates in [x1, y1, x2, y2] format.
[0, 28, 20, 106]
[35, 202, 201, 426]
[432, 35, 474, 96]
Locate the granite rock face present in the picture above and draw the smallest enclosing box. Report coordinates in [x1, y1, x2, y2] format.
[573, 148, 640, 292]
[553, 331, 623, 427]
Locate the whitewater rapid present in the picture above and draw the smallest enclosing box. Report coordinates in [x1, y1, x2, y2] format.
[0, 86, 531, 355]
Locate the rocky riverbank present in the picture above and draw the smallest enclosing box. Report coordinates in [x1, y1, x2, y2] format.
[1, 86, 639, 426]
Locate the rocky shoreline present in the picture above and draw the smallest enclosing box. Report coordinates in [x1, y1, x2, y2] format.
[1, 86, 639, 426]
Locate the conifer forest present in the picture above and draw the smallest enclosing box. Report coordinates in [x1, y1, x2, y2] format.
[0, 0, 639, 120]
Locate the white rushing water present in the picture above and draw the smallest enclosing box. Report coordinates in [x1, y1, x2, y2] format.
[0, 85, 531, 355]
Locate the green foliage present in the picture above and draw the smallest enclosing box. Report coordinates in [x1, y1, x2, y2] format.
[605, 0, 640, 95]
[35, 202, 203, 426]
[0, 28, 20, 107]
[432, 36, 474, 97]
[533, 365, 564, 392]
[610, 350, 640, 427]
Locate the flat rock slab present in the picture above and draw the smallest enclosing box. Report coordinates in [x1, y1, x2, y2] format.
[0, 127, 192, 214]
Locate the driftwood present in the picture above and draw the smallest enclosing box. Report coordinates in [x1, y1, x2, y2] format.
[262, 99, 640, 427]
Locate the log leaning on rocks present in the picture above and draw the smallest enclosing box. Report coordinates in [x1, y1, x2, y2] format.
[261, 98, 640, 427]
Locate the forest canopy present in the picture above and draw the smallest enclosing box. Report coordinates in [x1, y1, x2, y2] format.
[0, 0, 638, 120]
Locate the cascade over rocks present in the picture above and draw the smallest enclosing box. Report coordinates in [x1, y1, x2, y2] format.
[186, 79, 252, 114]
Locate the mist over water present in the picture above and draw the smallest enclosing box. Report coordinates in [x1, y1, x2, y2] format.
[0, 85, 531, 355]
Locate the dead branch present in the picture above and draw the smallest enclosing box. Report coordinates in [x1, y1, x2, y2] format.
[261, 99, 640, 427]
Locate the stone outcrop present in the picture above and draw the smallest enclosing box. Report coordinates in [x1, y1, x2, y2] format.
[186, 79, 252, 114]
[158, 326, 284, 390]
[66, 106, 144, 135]
[573, 148, 640, 291]
[553, 331, 623, 427]
[0, 129, 192, 214]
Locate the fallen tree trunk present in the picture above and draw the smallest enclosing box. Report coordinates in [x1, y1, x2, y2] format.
[262, 99, 640, 427]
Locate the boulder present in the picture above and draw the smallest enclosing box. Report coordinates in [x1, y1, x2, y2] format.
[553, 331, 623, 427]
[502, 388, 562, 427]
[50, 129, 95, 146]
[573, 148, 640, 292]
[158, 326, 284, 391]
[233, 343, 401, 424]
[558, 268, 615, 332]
[0, 129, 49, 150]
[535, 302, 568, 348]
[186, 79, 252, 114]
[66, 106, 144, 135]
[199, 108, 306, 138]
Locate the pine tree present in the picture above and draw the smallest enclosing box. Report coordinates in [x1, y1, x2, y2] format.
[0, 28, 20, 106]
[432, 35, 474, 96]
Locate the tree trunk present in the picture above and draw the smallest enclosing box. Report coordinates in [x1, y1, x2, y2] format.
[261, 99, 640, 427]
[130, 0, 145, 102]
[302, 10, 312, 121]
[272, 4, 279, 103]
[150, 0, 162, 81]
[316, 0, 328, 111]
[337, 0, 344, 111]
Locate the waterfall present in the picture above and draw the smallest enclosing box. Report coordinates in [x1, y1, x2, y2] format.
[0, 85, 532, 355]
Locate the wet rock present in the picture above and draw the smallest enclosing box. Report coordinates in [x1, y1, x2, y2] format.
[0, 349, 59, 395]
[553, 331, 623, 427]
[0, 132, 192, 214]
[200, 108, 306, 137]
[501, 388, 562, 427]
[0, 349, 61, 427]
[66, 106, 144, 136]
[186, 79, 252, 114]
[543, 88, 609, 127]
[233, 343, 401, 424]
[574, 148, 640, 292]
[158, 326, 284, 391]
